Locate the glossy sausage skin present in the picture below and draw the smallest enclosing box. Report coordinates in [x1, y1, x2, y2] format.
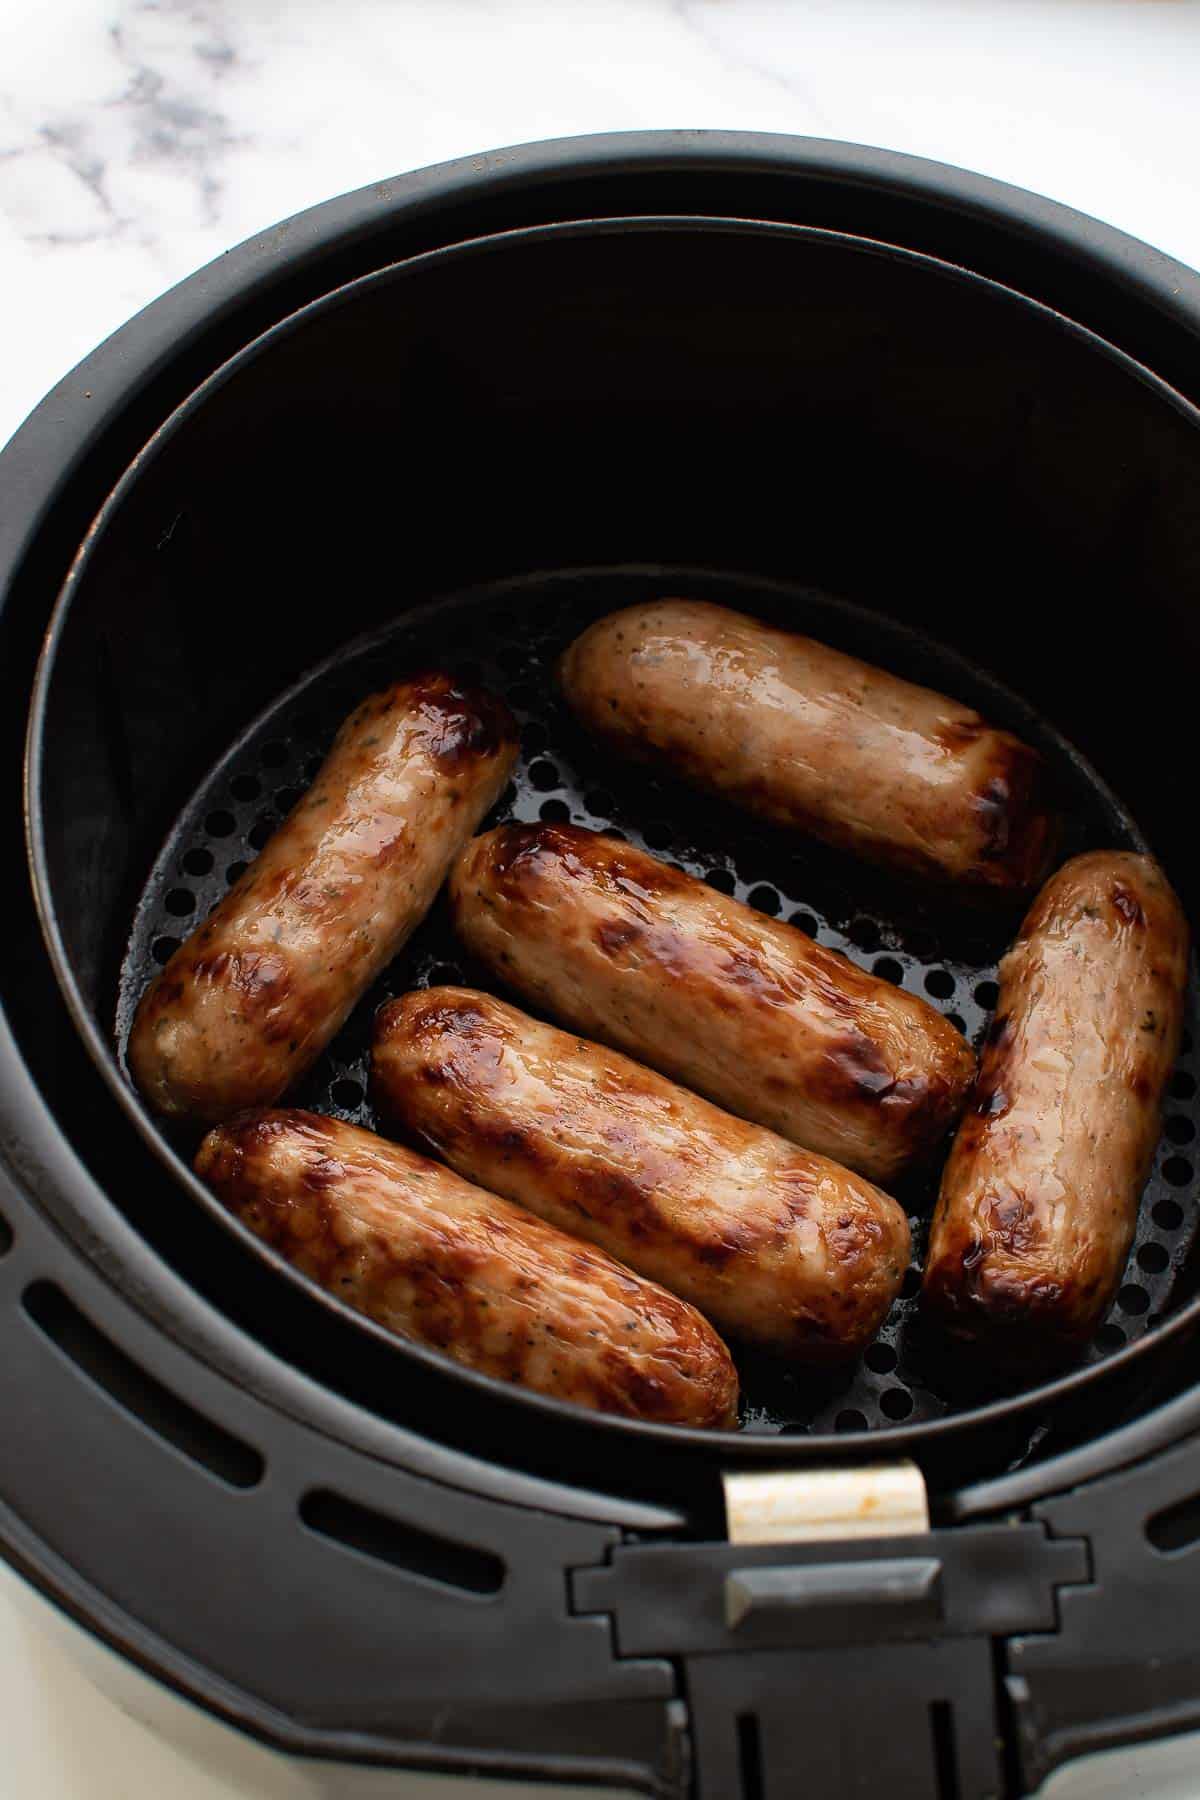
[196, 1109, 738, 1427]
[130, 674, 517, 1123]
[373, 988, 911, 1361]
[923, 853, 1189, 1357]
[560, 599, 1056, 891]
[449, 823, 975, 1182]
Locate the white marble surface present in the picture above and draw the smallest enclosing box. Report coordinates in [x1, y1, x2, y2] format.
[6, 0, 1200, 1793]
[5, 0, 1200, 448]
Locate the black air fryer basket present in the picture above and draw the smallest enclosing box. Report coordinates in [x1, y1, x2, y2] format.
[4, 135, 1200, 1798]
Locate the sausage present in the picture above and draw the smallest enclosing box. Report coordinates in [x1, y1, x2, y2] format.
[372, 988, 911, 1361]
[195, 1109, 738, 1428]
[560, 599, 1056, 891]
[448, 823, 975, 1182]
[129, 674, 518, 1123]
[922, 852, 1189, 1357]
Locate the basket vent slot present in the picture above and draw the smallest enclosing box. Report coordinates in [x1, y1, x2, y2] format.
[736, 1711, 764, 1800]
[22, 1281, 263, 1489]
[299, 1488, 505, 1595]
[1146, 1490, 1200, 1554]
[929, 1699, 962, 1800]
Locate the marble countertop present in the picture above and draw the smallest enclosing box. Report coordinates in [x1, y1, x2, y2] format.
[5, 1, 1200, 1794]
[5, 0, 1200, 448]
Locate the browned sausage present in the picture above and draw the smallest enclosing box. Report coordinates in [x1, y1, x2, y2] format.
[560, 599, 1056, 891]
[372, 988, 911, 1361]
[129, 674, 517, 1123]
[196, 1109, 738, 1427]
[448, 823, 974, 1182]
[923, 852, 1189, 1357]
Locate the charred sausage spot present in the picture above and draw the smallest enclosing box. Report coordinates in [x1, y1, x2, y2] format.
[485, 822, 559, 887]
[983, 1189, 1043, 1258]
[1112, 884, 1147, 928]
[692, 1221, 762, 1266]
[821, 1031, 898, 1103]
[303, 1155, 348, 1193]
[931, 713, 987, 753]
[826, 1207, 885, 1267]
[973, 775, 1013, 859]
[594, 918, 643, 958]
[969, 740, 1054, 884]
[404, 673, 516, 769]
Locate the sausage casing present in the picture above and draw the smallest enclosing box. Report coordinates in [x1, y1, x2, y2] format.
[560, 599, 1056, 891]
[196, 1109, 738, 1427]
[130, 674, 517, 1123]
[923, 852, 1189, 1356]
[373, 988, 911, 1361]
[449, 823, 975, 1182]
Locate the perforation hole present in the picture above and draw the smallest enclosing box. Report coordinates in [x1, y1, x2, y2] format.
[529, 760, 560, 793]
[540, 799, 570, 823]
[643, 820, 673, 851]
[880, 1388, 913, 1421]
[260, 740, 288, 768]
[1167, 1117, 1196, 1146]
[747, 885, 780, 916]
[248, 818, 275, 851]
[835, 1410, 868, 1433]
[164, 888, 195, 917]
[848, 917, 880, 951]
[874, 957, 904, 986]
[1095, 1322, 1126, 1352]
[585, 788, 615, 819]
[924, 968, 955, 1000]
[522, 720, 549, 754]
[1162, 1158, 1194, 1189]
[864, 1343, 898, 1374]
[331, 1079, 365, 1111]
[1138, 1242, 1170, 1275]
[900, 1267, 922, 1299]
[1119, 1284, 1150, 1316]
[974, 980, 1000, 1010]
[790, 911, 818, 937]
[275, 786, 302, 814]
[182, 847, 213, 877]
[1171, 1071, 1196, 1101]
[230, 773, 260, 801]
[205, 809, 236, 838]
[947, 1013, 967, 1034]
[225, 860, 247, 886]
[1155, 1199, 1185, 1232]
[151, 936, 180, 965]
[706, 869, 736, 895]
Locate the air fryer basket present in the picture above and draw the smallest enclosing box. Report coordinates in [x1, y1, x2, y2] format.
[6, 143, 1200, 1797]
[28, 217, 1200, 1457]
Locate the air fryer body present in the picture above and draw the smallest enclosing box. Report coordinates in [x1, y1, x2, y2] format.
[4, 135, 1200, 1799]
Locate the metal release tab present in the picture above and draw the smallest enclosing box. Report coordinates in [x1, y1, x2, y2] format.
[723, 1460, 930, 1545]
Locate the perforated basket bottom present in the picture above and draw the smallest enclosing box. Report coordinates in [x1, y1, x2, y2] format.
[116, 567, 1200, 1436]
